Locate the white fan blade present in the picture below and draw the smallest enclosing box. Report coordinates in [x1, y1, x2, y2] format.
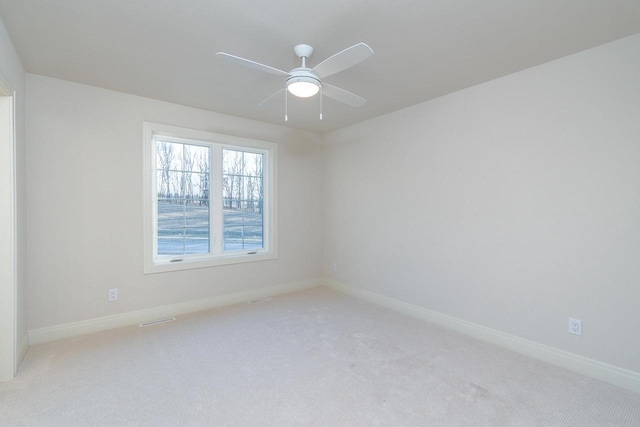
[258, 88, 285, 107]
[312, 43, 374, 79]
[216, 52, 290, 77]
[322, 84, 366, 107]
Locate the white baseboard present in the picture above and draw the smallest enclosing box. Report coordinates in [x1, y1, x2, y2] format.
[323, 278, 640, 394]
[29, 278, 321, 345]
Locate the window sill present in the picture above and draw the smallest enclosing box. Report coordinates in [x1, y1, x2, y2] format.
[143, 250, 278, 274]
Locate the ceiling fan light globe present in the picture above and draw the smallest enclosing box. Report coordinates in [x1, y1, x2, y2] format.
[287, 76, 320, 98]
[288, 82, 319, 97]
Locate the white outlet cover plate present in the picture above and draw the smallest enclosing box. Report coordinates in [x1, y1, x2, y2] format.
[568, 318, 582, 335]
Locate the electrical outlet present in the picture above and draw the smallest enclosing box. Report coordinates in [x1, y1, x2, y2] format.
[568, 318, 582, 336]
[108, 288, 118, 301]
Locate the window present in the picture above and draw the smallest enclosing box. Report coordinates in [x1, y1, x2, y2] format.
[144, 122, 277, 273]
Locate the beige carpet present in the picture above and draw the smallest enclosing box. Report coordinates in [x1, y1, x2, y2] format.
[1, 286, 639, 426]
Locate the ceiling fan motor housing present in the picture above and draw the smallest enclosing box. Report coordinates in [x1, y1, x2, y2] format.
[286, 68, 321, 97]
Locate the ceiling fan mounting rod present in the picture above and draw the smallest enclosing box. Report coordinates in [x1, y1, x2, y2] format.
[294, 44, 314, 65]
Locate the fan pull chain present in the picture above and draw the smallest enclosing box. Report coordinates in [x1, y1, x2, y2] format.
[285, 88, 288, 121]
[320, 85, 323, 120]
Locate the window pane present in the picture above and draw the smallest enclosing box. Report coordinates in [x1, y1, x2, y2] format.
[158, 235, 184, 255]
[185, 203, 209, 227]
[243, 212, 262, 227]
[222, 149, 264, 251]
[243, 225, 263, 249]
[157, 200, 184, 229]
[223, 149, 243, 174]
[182, 171, 207, 201]
[156, 141, 183, 171]
[184, 227, 210, 254]
[223, 226, 243, 251]
[156, 170, 184, 200]
[243, 152, 263, 177]
[156, 140, 210, 257]
[185, 145, 209, 173]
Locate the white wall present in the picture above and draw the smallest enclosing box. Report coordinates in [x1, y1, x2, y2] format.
[322, 34, 640, 373]
[26, 74, 323, 330]
[0, 15, 26, 378]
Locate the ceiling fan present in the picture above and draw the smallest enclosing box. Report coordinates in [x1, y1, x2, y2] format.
[216, 43, 374, 119]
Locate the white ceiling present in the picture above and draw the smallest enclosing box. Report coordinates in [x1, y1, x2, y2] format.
[1, 0, 639, 134]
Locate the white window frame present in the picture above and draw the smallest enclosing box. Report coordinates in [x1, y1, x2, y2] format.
[143, 122, 278, 274]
